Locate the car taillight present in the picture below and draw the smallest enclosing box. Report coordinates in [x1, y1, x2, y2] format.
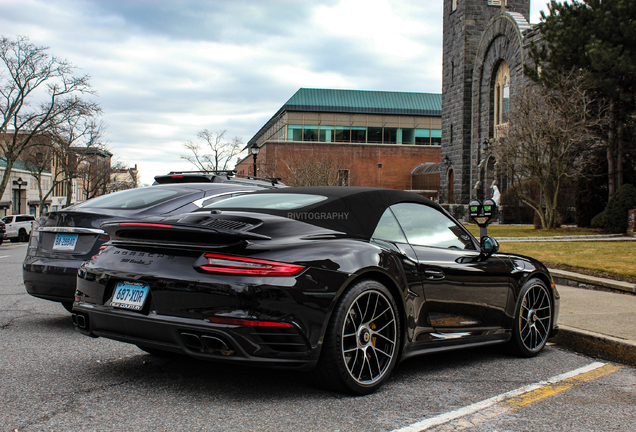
[199, 253, 304, 276]
[207, 317, 293, 328]
[90, 245, 108, 261]
[119, 223, 173, 228]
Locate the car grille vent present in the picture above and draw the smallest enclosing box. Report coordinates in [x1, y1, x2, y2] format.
[250, 327, 309, 353]
[202, 219, 253, 231]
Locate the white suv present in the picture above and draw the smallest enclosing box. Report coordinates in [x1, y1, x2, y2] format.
[2, 214, 36, 242]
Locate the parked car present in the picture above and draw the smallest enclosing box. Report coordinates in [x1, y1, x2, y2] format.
[73, 186, 560, 394]
[2, 214, 36, 242]
[24, 171, 284, 312]
[0, 219, 6, 245]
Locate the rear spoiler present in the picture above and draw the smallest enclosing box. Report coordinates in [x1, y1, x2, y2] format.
[101, 221, 271, 246]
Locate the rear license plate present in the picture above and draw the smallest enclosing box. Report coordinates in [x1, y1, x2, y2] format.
[110, 282, 149, 311]
[53, 233, 78, 251]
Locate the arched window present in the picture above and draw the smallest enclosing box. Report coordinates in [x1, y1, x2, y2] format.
[494, 61, 510, 139]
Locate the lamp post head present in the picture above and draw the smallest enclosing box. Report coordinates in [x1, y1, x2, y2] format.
[250, 143, 260, 156]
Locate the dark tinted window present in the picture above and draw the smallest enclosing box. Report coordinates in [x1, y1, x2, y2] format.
[391, 203, 475, 249]
[207, 194, 327, 210]
[73, 187, 183, 209]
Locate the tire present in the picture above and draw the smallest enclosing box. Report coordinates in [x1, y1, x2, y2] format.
[508, 278, 552, 357]
[62, 302, 74, 313]
[313, 280, 400, 395]
[18, 229, 28, 242]
[10, 237, 18, 243]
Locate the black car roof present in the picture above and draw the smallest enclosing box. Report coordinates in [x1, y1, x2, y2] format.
[212, 186, 443, 239]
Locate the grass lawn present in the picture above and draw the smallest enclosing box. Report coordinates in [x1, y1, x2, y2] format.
[463, 223, 604, 238]
[498, 241, 636, 280]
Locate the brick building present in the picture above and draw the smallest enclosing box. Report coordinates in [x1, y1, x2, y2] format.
[235, 88, 443, 197]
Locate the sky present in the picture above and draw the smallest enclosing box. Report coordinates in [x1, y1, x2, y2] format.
[0, 0, 552, 186]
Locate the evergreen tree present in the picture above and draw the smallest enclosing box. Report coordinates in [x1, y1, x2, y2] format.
[525, 0, 636, 198]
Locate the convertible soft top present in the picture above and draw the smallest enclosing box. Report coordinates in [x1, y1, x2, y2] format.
[210, 186, 443, 239]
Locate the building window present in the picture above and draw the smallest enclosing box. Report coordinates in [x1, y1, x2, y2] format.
[351, 127, 366, 143]
[303, 125, 318, 141]
[494, 60, 510, 139]
[400, 128, 414, 145]
[488, 0, 507, 5]
[452, 0, 457, 12]
[287, 125, 302, 141]
[335, 126, 351, 142]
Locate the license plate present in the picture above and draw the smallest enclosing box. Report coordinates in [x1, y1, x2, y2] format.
[110, 282, 149, 311]
[53, 233, 78, 251]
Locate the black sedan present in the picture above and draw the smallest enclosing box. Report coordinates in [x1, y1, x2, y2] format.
[73, 187, 560, 394]
[24, 173, 282, 311]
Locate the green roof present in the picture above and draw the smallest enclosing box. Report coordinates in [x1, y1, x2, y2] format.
[248, 88, 441, 146]
[284, 88, 441, 116]
[0, 157, 51, 173]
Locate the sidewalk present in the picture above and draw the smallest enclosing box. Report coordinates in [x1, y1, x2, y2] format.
[549, 270, 636, 367]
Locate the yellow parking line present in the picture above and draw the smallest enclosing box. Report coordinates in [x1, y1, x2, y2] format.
[393, 362, 622, 432]
[502, 363, 621, 411]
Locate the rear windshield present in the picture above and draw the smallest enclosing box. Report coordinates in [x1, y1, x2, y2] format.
[73, 187, 183, 209]
[207, 193, 327, 210]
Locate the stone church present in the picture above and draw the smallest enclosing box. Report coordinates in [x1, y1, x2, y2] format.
[441, 0, 541, 205]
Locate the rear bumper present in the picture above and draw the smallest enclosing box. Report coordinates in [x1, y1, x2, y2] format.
[73, 304, 319, 370]
[23, 257, 83, 303]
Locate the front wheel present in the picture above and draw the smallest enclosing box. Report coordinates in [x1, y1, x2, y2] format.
[508, 278, 553, 357]
[18, 229, 28, 242]
[313, 280, 400, 395]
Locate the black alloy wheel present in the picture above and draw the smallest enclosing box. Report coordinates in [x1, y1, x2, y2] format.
[508, 278, 552, 357]
[313, 280, 400, 395]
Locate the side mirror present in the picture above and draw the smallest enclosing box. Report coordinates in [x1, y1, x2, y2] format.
[480, 236, 499, 257]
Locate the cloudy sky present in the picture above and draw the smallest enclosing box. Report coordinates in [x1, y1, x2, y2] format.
[0, 0, 551, 185]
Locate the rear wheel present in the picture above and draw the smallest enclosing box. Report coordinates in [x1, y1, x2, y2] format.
[314, 280, 400, 395]
[508, 278, 552, 357]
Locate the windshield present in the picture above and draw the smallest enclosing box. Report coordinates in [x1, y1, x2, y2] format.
[73, 187, 183, 209]
[206, 193, 327, 210]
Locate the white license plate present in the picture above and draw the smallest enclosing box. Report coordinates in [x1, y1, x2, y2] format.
[110, 282, 149, 311]
[53, 234, 78, 251]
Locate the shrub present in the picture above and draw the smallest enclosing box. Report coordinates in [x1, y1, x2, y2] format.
[604, 184, 636, 234]
[590, 210, 605, 229]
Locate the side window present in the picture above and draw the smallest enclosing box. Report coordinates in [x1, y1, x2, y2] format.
[391, 203, 475, 250]
[371, 208, 408, 243]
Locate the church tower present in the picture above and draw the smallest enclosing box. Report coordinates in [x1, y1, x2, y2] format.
[441, 0, 530, 205]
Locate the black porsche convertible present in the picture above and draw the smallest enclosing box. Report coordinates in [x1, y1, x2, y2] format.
[73, 187, 560, 394]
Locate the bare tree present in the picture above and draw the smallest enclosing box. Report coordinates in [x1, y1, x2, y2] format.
[181, 129, 244, 172]
[108, 161, 138, 193]
[492, 69, 606, 229]
[50, 114, 105, 206]
[77, 146, 113, 200]
[282, 153, 348, 187]
[0, 36, 99, 201]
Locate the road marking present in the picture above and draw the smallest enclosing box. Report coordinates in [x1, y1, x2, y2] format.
[0, 255, 10, 259]
[392, 362, 621, 432]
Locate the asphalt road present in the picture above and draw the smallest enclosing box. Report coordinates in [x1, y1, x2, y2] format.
[1, 242, 635, 432]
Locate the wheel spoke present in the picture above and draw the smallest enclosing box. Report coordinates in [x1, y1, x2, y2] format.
[341, 289, 397, 385]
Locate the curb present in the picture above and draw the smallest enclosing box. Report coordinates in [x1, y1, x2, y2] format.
[550, 325, 636, 367]
[550, 269, 636, 295]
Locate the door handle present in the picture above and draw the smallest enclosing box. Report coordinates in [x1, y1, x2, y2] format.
[424, 269, 445, 280]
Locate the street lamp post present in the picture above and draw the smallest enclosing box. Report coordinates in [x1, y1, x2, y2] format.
[250, 143, 260, 177]
[12, 177, 28, 214]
